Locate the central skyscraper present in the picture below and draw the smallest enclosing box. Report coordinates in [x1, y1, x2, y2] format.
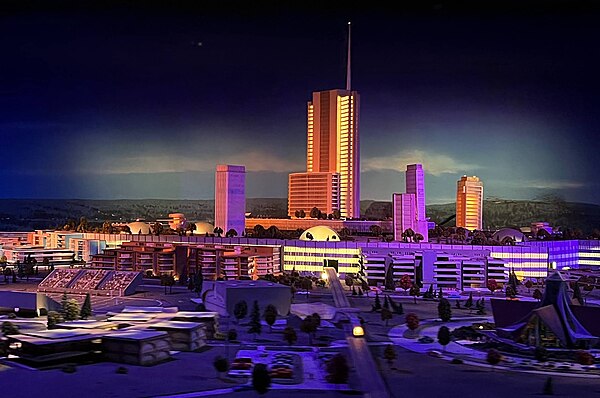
[288, 23, 360, 219]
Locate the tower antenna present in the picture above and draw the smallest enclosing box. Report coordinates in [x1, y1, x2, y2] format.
[346, 21, 351, 91]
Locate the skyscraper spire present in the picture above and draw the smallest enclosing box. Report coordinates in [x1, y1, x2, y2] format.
[346, 21, 352, 91]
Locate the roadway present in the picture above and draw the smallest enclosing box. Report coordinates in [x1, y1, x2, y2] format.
[325, 267, 389, 398]
[325, 267, 350, 308]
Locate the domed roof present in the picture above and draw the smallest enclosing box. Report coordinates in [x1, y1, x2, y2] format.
[299, 226, 340, 242]
[492, 227, 527, 243]
[194, 221, 215, 235]
[127, 221, 151, 235]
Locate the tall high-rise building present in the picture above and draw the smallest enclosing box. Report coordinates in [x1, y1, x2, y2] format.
[456, 175, 484, 231]
[405, 164, 428, 241]
[215, 165, 246, 236]
[288, 23, 360, 219]
[392, 193, 416, 241]
[305, 89, 360, 218]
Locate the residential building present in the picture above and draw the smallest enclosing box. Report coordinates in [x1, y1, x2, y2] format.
[405, 164, 428, 241]
[392, 193, 416, 241]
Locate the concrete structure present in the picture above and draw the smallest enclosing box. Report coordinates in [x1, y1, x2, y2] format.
[37, 269, 142, 296]
[405, 164, 428, 241]
[456, 175, 484, 231]
[102, 330, 171, 366]
[288, 172, 340, 217]
[245, 218, 392, 234]
[392, 193, 416, 241]
[90, 241, 281, 280]
[203, 280, 292, 316]
[214, 164, 246, 236]
[0, 291, 61, 316]
[147, 321, 206, 351]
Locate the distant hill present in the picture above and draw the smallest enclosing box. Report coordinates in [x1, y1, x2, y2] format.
[363, 198, 600, 233]
[0, 197, 598, 232]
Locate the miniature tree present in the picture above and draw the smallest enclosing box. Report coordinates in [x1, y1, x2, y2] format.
[383, 295, 390, 310]
[572, 282, 584, 305]
[455, 300, 461, 309]
[381, 307, 393, 326]
[383, 344, 397, 368]
[533, 288, 543, 302]
[252, 363, 271, 395]
[422, 284, 434, 299]
[247, 300, 262, 339]
[384, 266, 395, 291]
[465, 292, 474, 311]
[264, 304, 277, 333]
[233, 300, 248, 323]
[60, 292, 69, 314]
[352, 286, 357, 295]
[301, 315, 317, 345]
[1, 321, 19, 336]
[398, 274, 412, 293]
[524, 279, 533, 293]
[374, 291, 382, 310]
[389, 296, 404, 315]
[64, 299, 80, 321]
[476, 298, 486, 315]
[505, 285, 516, 299]
[409, 284, 420, 304]
[80, 293, 92, 320]
[438, 287, 444, 299]
[47, 311, 64, 329]
[326, 354, 349, 384]
[345, 275, 354, 288]
[213, 356, 229, 379]
[406, 313, 419, 331]
[437, 325, 451, 351]
[486, 279, 498, 294]
[283, 326, 297, 346]
[438, 298, 452, 322]
[486, 349, 502, 370]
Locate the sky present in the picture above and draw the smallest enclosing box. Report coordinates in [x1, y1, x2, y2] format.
[1, 1, 599, 204]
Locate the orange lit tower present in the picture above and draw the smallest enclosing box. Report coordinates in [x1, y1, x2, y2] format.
[456, 175, 483, 231]
[289, 22, 360, 219]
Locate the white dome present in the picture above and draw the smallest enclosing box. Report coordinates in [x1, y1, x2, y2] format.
[492, 228, 527, 243]
[127, 221, 151, 235]
[194, 222, 215, 235]
[299, 226, 340, 242]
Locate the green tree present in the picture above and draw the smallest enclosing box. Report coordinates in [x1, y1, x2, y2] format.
[438, 298, 452, 322]
[80, 293, 92, 320]
[247, 300, 262, 338]
[409, 284, 420, 304]
[465, 292, 474, 311]
[533, 288, 543, 302]
[326, 354, 349, 384]
[1, 321, 19, 336]
[252, 363, 271, 395]
[398, 274, 412, 292]
[524, 279, 533, 293]
[47, 311, 64, 329]
[213, 356, 229, 379]
[405, 313, 419, 331]
[381, 307, 392, 326]
[384, 266, 395, 291]
[64, 299, 80, 321]
[264, 304, 277, 332]
[309, 207, 321, 219]
[505, 285, 516, 299]
[383, 344, 397, 367]
[283, 326, 297, 345]
[345, 275, 354, 288]
[213, 227, 223, 237]
[227, 329, 238, 342]
[186, 223, 197, 236]
[225, 228, 238, 238]
[60, 292, 69, 315]
[383, 295, 390, 310]
[374, 291, 382, 310]
[301, 315, 317, 345]
[486, 279, 498, 294]
[437, 325, 451, 351]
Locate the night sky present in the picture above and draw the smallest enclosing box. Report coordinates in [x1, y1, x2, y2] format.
[1, 1, 599, 204]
